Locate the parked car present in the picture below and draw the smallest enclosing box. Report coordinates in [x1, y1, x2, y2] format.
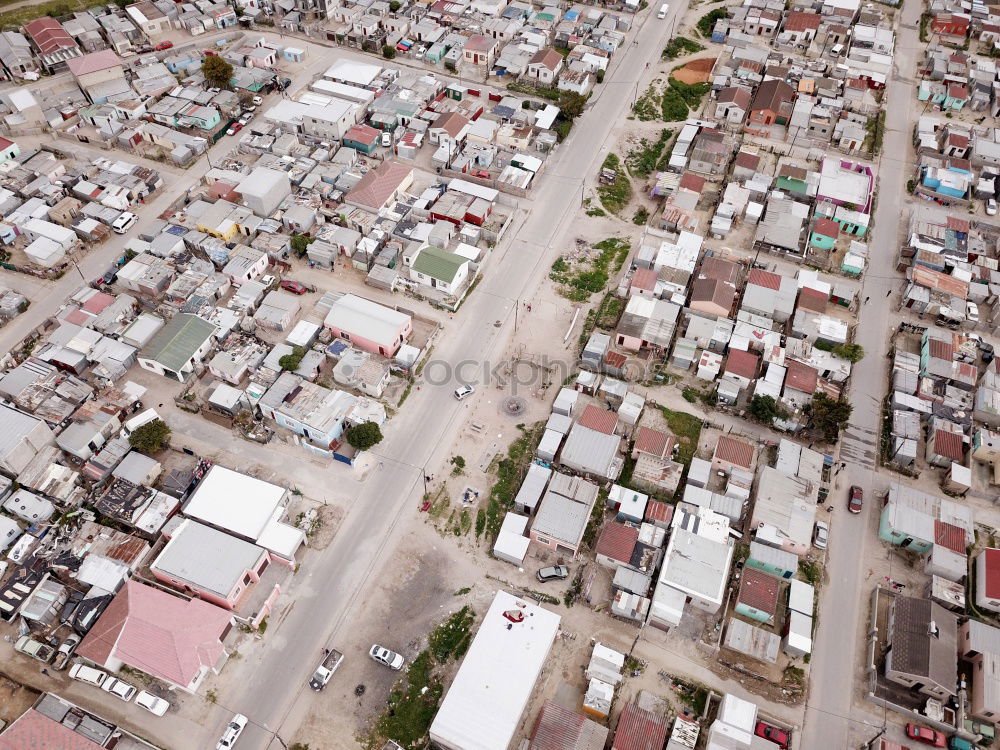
[69, 663, 108, 686]
[260, 274, 276, 288]
[454, 384, 475, 400]
[111, 211, 137, 235]
[252, 95, 264, 106]
[473, 169, 490, 178]
[905, 723, 946, 747]
[415, 45, 426, 59]
[154, 41, 173, 51]
[537, 565, 569, 582]
[381, 131, 392, 147]
[53, 634, 81, 670]
[102, 677, 137, 701]
[203, 49, 217, 56]
[812, 520, 828, 550]
[239, 112, 253, 126]
[754, 721, 790, 749]
[217, 714, 248, 749]
[135, 690, 170, 716]
[280, 280, 309, 295]
[848, 485, 863, 513]
[14, 635, 55, 663]
[369, 644, 405, 670]
[309, 648, 345, 691]
[227, 122, 243, 136]
[967, 301, 980, 324]
[984, 345, 995, 364]
[987, 198, 998, 216]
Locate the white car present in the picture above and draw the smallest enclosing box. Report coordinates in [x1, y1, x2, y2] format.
[987, 197, 998, 216]
[101, 677, 137, 701]
[217, 714, 249, 749]
[812, 520, 829, 550]
[369, 644, 405, 670]
[968, 301, 980, 324]
[135, 690, 170, 716]
[454, 384, 475, 400]
[252, 95, 264, 106]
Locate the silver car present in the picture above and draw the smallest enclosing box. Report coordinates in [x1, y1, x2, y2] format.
[369, 644, 405, 670]
[812, 520, 829, 550]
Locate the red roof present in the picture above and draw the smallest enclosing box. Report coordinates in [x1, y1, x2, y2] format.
[24, 17, 76, 55]
[0, 137, 15, 151]
[530, 700, 606, 749]
[634, 426, 672, 458]
[595, 522, 639, 564]
[932, 429, 965, 461]
[0, 710, 104, 750]
[630, 267, 657, 292]
[737, 567, 780, 615]
[81, 291, 115, 314]
[612, 703, 669, 750]
[604, 351, 627, 369]
[813, 217, 840, 238]
[679, 172, 706, 193]
[725, 348, 759, 380]
[748, 268, 781, 290]
[934, 520, 966, 554]
[66, 49, 122, 77]
[928, 338, 954, 360]
[947, 216, 970, 232]
[785, 359, 818, 394]
[644, 500, 674, 525]
[344, 123, 380, 146]
[797, 286, 827, 313]
[784, 10, 820, 31]
[714, 435, 754, 470]
[77, 580, 232, 688]
[578, 404, 617, 435]
[982, 548, 1000, 599]
[734, 151, 760, 170]
[346, 160, 413, 211]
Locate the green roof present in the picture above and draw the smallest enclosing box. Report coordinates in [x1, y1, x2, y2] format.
[412, 246, 466, 284]
[141, 314, 216, 373]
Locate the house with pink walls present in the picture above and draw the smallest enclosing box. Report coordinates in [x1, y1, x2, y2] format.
[323, 293, 412, 356]
[150, 519, 271, 611]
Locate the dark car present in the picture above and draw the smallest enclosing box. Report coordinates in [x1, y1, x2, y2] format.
[754, 721, 790, 749]
[536, 565, 569, 582]
[280, 280, 310, 295]
[905, 723, 946, 747]
[848, 485, 863, 514]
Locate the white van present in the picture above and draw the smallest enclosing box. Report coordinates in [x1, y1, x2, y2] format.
[122, 408, 159, 437]
[69, 663, 108, 687]
[112, 212, 138, 234]
[657, 3, 669, 18]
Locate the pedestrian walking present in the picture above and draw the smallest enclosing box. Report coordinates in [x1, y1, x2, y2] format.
[40, 668, 49, 676]
[886, 289, 892, 297]
[864, 296, 870, 304]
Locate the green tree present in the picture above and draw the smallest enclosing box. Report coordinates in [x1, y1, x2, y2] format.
[346, 421, 383, 451]
[832, 343, 865, 363]
[808, 393, 853, 442]
[382, 44, 396, 59]
[389, 0, 401, 8]
[128, 419, 171, 454]
[557, 90, 588, 120]
[290, 233, 314, 257]
[278, 346, 304, 371]
[749, 394, 786, 424]
[444, 60, 457, 73]
[202, 55, 234, 90]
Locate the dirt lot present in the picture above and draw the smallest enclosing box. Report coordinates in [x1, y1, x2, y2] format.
[0, 672, 40, 727]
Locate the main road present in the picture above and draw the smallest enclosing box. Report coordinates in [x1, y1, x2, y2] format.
[800, 1, 922, 747]
[208, 5, 692, 749]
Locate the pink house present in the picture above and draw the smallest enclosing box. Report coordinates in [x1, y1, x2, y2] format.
[77, 580, 233, 693]
[323, 293, 412, 357]
[150, 519, 271, 611]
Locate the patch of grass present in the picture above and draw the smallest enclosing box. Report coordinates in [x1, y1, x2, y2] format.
[682, 387, 699, 403]
[657, 406, 702, 467]
[597, 293, 625, 328]
[586, 206, 607, 216]
[454, 586, 471, 596]
[661, 87, 689, 121]
[799, 558, 821, 586]
[582, 492, 607, 548]
[696, 7, 728, 37]
[633, 207, 650, 225]
[507, 81, 560, 101]
[596, 153, 632, 214]
[662, 36, 705, 59]
[625, 128, 673, 178]
[864, 111, 885, 156]
[371, 651, 443, 748]
[632, 84, 662, 121]
[0, 0, 99, 30]
[474, 508, 486, 539]
[428, 606, 475, 661]
[668, 76, 711, 110]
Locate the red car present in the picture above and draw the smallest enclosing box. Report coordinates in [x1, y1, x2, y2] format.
[754, 721, 789, 749]
[226, 122, 243, 136]
[473, 169, 490, 178]
[280, 280, 309, 295]
[154, 41, 174, 52]
[203, 49, 217, 56]
[905, 724, 946, 747]
[848, 485, 863, 514]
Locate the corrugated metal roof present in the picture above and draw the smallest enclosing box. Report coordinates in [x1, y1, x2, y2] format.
[529, 700, 608, 750]
[611, 703, 669, 750]
[578, 405, 618, 435]
[736, 567, 779, 614]
[714, 435, 754, 470]
[595, 522, 639, 563]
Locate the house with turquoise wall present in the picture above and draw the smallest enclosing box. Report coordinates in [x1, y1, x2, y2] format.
[833, 205, 870, 236]
[746, 541, 796, 579]
[921, 163, 971, 200]
[878, 483, 974, 555]
[810, 217, 839, 250]
[178, 105, 220, 131]
[734, 567, 779, 624]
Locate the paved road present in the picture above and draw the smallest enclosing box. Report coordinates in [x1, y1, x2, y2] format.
[800, 2, 921, 747]
[200, 6, 691, 749]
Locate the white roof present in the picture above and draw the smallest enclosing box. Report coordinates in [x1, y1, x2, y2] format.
[430, 590, 560, 750]
[286, 320, 320, 348]
[717, 693, 757, 732]
[324, 294, 410, 349]
[324, 59, 382, 86]
[183, 465, 286, 541]
[236, 167, 289, 198]
[448, 178, 499, 203]
[788, 578, 815, 617]
[513, 463, 550, 511]
[493, 513, 530, 564]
